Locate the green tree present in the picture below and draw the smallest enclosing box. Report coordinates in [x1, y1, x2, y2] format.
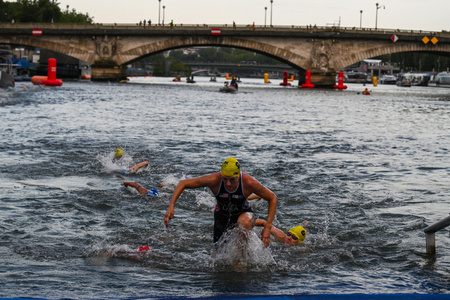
[0, 0, 92, 23]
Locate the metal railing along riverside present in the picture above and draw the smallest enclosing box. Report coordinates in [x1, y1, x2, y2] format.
[0, 22, 448, 38]
[424, 214, 450, 254]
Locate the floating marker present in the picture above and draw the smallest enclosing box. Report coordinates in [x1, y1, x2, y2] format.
[334, 71, 347, 90]
[280, 71, 291, 86]
[301, 70, 314, 89]
[40, 58, 63, 86]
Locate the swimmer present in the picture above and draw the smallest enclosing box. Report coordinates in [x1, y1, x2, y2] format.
[255, 219, 308, 246]
[164, 157, 277, 247]
[114, 148, 149, 175]
[123, 181, 159, 197]
[248, 194, 308, 246]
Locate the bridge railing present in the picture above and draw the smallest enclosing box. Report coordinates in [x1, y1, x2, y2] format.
[0, 22, 448, 37]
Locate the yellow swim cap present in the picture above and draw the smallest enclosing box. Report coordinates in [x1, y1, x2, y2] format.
[115, 148, 124, 158]
[221, 157, 241, 177]
[288, 226, 306, 242]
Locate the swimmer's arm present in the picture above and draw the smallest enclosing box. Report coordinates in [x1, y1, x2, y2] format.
[164, 173, 219, 226]
[255, 219, 286, 242]
[246, 176, 277, 246]
[247, 194, 261, 201]
[124, 181, 148, 195]
[128, 161, 149, 173]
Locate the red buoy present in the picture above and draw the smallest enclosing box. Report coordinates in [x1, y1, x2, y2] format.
[334, 71, 347, 90]
[280, 71, 291, 86]
[301, 70, 315, 89]
[40, 58, 63, 86]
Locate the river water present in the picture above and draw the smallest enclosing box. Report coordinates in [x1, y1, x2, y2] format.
[0, 77, 449, 299]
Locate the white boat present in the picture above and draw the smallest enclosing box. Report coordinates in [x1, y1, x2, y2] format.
[379, 74, 397, 85]
[428, 71, 450, 88]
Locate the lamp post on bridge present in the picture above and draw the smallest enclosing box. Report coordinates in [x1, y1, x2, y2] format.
[158, 0, 161, 25]
[163, 5, 165, 25]
[265, 7, 267, 27]
[375, 3, 385, 30]
[360, 10, 363, 29]
[270, 0, 273, 27]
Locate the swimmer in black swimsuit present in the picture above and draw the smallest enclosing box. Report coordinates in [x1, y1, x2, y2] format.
[164, 157, 277, 247]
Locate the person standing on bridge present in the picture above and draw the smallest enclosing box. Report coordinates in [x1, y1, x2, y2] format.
[164, 157, 277, 247]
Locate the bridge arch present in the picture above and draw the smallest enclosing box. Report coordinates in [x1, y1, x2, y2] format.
[334, 43, 450, 71]
[118, 36, 309, 72]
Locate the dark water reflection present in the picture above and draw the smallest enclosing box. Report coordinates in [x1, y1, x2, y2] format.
[0, 78, 449, 298]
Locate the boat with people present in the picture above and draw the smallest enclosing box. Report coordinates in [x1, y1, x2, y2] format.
[428, 71, 450, 88]
[186, 75, 196, 83]
[396, 74, 412, 87]
[396, 73, 431, 87]
[219, 81, 238, 93]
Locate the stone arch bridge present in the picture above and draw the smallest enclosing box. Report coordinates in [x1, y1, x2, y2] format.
[1, 23, 449, 87]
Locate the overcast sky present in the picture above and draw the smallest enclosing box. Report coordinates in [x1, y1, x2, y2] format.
[51, 0, 448, 32]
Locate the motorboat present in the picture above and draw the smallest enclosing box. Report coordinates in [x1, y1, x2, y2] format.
[219, 85, 237, 93]
[428, 71, 450, 88]
[0, 45, 15, 88]
[396, 73, 431, 87]
[379, 74, 397, 85]
[344, 72, 369, 83]
[0, 68, 15, 88]
[219, 82, 237, 93]
[396, 74, 411, 87]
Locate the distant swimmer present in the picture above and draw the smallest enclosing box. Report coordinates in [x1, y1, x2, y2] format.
[114, 148, 149, 175]
[123, 181, 159, 197]
[164, 157, 277, 247]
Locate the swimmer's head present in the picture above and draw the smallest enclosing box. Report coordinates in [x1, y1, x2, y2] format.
[288, 225, 306, 243]
[221, 157, 240, 177]
[146, 188, 159, 197]
[115, 148, 124, 158]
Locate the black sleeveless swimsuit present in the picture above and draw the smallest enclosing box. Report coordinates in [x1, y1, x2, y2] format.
[213, 173, 253, 242]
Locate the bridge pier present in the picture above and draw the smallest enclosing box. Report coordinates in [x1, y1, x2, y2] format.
[91, 63, 127, 82]
[310, 72, 336, 88]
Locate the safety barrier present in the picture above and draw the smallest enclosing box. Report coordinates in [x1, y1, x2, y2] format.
[424, 214, 450, 254]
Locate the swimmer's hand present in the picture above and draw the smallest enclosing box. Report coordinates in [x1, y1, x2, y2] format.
[261, 225, 272, 247]
[164, 206, 175, 227]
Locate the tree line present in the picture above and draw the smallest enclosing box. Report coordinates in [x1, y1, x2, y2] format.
[0, 0, 93, 24]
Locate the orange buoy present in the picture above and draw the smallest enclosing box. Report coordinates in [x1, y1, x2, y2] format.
[81, 74, 91, 80]
[31, 75, 48, 85]
[334, 71, 347, 90]
[301, 70, 315, 89]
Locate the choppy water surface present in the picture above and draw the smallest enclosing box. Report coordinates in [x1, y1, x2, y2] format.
[1, 77, 449, 299]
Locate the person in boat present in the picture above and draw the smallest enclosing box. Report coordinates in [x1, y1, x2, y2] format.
[362, 88, 371, 95]
[114, 148, 149, 175]
[164, 157, 277, 247]
[123, 181, 160, 197]
[230, 77, 238, 90]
